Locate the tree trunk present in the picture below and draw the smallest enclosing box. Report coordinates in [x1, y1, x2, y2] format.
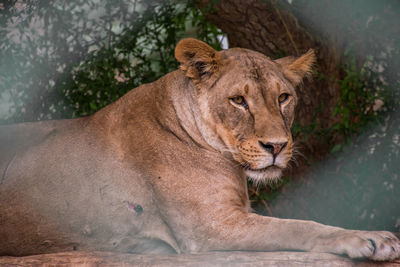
[197, 0, 344, 175]
[1, 251, 399, 266]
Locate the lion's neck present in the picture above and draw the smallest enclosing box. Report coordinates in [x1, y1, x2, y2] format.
[167, 72, 227, 153]
[100, 70, 226, 154]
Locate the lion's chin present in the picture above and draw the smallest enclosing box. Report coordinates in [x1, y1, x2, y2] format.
[244, 166, 283, 185]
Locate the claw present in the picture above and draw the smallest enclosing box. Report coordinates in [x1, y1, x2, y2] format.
[367, 238, 376, 254]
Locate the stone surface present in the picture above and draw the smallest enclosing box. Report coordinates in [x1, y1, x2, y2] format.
[1, 251, 399, 266]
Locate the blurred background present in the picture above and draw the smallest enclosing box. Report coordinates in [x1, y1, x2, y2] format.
[1, 0, 399, 232]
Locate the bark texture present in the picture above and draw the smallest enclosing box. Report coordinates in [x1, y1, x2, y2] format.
[198, 0, 344, 174]
[1, 251, 399, 266]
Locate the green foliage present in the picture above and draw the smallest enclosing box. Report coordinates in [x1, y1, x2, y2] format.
[249, 176, 292, 203]
[69, 1, 225, 117]
[292, 46, 393, 155]
[328, 46, 396, 153]
[333, 49, 385, 138]
[0, 0, 223, 122]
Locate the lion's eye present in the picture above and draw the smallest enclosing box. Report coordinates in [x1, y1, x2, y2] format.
[230, 96, 248, 109]
[278, 93, 289, 104]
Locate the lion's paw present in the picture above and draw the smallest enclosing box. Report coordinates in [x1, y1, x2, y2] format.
[337, 230, 400, 261]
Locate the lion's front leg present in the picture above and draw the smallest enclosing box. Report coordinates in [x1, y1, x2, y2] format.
[200, 212, 400, 261]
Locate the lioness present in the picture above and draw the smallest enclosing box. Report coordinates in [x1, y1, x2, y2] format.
[0, 38, 399, 261]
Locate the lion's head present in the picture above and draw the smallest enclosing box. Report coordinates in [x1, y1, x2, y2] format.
[175, 38, 315, 184]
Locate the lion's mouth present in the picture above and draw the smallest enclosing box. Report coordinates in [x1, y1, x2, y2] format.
[241, 164, 283, 182]
[242, 164, 282, 173]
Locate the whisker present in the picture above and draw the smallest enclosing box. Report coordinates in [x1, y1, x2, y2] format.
[291, 143, 305, 160]
[285, 161, 294, 170]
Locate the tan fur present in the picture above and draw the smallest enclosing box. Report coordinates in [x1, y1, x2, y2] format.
[0, 38, 399, 261]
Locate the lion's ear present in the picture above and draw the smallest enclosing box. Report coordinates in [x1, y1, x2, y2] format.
[175, 38, 221, 83]
[275, 49, 316, 86]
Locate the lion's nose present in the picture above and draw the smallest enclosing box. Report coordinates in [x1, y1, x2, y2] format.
[258, 141, 287, 157]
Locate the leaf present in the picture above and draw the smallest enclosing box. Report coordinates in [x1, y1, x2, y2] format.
[330, 144, 342, 153]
